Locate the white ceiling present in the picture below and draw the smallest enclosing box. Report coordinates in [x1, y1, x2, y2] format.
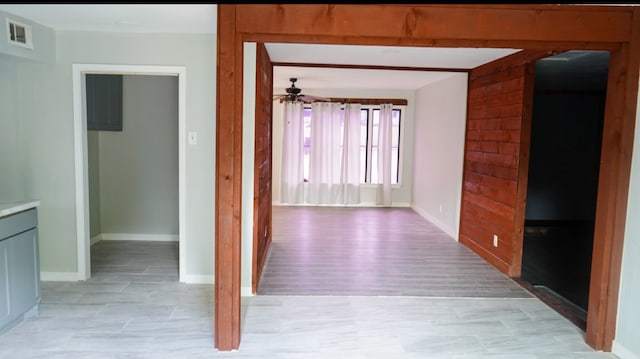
[268, 44, 521, 90]
[0, 4, 523, 90]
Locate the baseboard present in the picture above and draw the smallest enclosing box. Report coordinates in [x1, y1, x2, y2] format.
[613, 340, 640, 359]
[181, 274, 214, 284]
[272, 202, 412, 208]
[99, 233, 178, 242]
[411, 205, 456, 238]
[241, 286, 254, 297]
[90, 234, 102, 245]
[40, 271, 81, 281]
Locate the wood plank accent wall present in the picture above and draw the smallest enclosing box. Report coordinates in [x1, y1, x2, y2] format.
[459, 50, 553, 277]
[252, 43, 273, 294]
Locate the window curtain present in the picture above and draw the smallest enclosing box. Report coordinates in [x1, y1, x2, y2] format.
[280, 101, 305, 204]
[340, 103, 362, 204]
[376, 103, 393, 206]
[307, 102, 344, 204]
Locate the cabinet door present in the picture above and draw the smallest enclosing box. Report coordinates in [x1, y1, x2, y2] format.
[0, 240, 10, 327]
[9, 229, 40, 316]
[87, 74, 123, 131]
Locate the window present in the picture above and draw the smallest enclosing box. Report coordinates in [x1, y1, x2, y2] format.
[302, 105, 403, 184]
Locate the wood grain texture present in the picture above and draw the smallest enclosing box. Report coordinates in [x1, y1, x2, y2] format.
[460, 50, 549, 277]
[214, 5, 241, 351]
[252, 43, 273, 294]
[586, 8, 640, 350]
[236, 5, 632, 43]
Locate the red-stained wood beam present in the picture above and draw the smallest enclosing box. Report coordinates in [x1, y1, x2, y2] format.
[215, 4, 242, 351]
[586, 7, 640, 351]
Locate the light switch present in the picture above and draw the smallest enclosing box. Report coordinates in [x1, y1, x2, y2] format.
[188, 131, 198, 145]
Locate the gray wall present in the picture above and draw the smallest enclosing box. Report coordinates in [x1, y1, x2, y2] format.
[0, 10, 54, 62]
[93, 75, 178, 236]
[0, 58, 24, 201]
[87, 131, 101, 238]
[13, 30, 215, 278]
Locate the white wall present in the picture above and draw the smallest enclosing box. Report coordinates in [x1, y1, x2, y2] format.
[16, 31, 215, 280]
[613, 84, 640, 359]
[241, 42, 256, 295]
[96, 75, 179, 237]
[272, 87, 416, 206]
[410, 74, 468, 238]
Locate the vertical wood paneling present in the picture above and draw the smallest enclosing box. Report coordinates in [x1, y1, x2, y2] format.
[252, 43, 273, 294]
[215, 5, 241, 351]
[459, 51, 549, 277]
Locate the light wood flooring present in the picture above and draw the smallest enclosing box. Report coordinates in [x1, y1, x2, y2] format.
[259, 206, 532, 298]
[0, 209, 620, 358]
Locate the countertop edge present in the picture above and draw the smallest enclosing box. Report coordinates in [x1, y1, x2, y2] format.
[0, 200, 41, 218]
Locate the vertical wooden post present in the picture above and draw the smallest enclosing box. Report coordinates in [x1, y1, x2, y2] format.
[586, 8, 640, 350]
[215, 4, 242, 351]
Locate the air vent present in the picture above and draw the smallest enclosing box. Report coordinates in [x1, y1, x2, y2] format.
[6, 18, 33, 49]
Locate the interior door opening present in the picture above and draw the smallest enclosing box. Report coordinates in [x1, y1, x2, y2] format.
[86, 74, 180, 279]
[72, 64, 187, 282]
[517, 50, 609, 331]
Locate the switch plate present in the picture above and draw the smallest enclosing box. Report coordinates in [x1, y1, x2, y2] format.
[188, 131, 198, 145]
[493, 234, 498, 247]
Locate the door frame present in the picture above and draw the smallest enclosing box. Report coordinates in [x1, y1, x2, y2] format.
[215, 4, 640, 352]
[72, 64, 187, 281]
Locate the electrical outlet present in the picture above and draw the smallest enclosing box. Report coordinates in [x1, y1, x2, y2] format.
[493, 234, 498, 247]
[439, 204, 443, 213]
[188, 131, 198, 145]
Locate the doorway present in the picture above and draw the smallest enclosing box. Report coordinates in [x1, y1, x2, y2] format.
[72, 64, 187, 281]
[519, 50, 609, 330]
[87, 74, 179, 278]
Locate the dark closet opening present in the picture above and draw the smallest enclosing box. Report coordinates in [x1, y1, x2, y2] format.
[520, 50, 609, 330]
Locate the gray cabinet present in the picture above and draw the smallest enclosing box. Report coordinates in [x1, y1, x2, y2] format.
[0, 208, 40, 335]
[86, 74, 123, 131]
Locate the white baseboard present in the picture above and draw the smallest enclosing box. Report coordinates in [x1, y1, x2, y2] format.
[90, 234, 102, 246]
[99, 233, 178, 242]
[241, 286, 254, 297]
[272, 202, 411, 208]
[40, 271, 81, 281]
[181, 274, 214, 284]
[411, 205, 456, 239]
[613, 340, 640, 359]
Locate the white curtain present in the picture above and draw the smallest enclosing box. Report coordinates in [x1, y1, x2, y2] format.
[307, 102, 343, 204]
[376, 103, 393, 206]
[280, 101, 305, 204]
[340, 103, 362, 204]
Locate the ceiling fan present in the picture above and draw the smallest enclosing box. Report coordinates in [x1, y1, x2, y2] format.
[273, 77, 331, 103]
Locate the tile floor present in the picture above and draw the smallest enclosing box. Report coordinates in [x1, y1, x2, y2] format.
[0, 208, 621, 358]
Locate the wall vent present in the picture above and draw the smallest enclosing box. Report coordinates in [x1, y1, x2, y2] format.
[6, 18, 33, 49]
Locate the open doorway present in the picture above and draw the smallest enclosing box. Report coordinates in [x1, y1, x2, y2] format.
[518, 50, 609, 330]
[72, 64, 187, 282]
[87, 74, 179, 279]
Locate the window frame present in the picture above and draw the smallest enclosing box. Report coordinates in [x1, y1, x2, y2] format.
[301, 104, 405, 186]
